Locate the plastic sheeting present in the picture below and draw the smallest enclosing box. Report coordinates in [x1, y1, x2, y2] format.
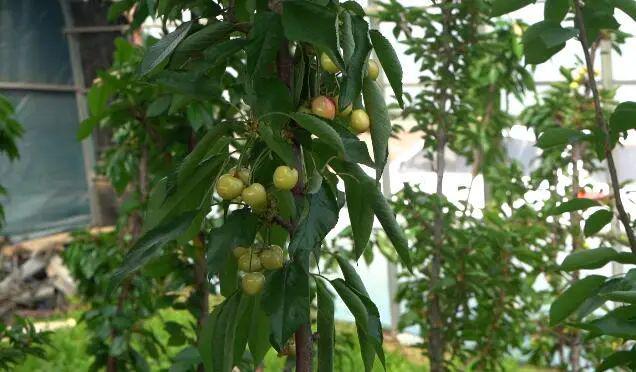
[0, 0, 90, 239]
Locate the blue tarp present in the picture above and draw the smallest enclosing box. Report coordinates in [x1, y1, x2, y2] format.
[0, 0, 90, 239]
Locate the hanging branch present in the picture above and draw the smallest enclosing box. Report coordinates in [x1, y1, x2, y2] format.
[572, 1, 636, 254]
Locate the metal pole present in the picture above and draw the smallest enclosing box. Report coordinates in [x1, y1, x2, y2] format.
[599, 38, 623, 277]
[368, 0, 400, 334]
[58, 0, 103, 226]
[382, 162, 400, 334]
[371, 8, 400, 338]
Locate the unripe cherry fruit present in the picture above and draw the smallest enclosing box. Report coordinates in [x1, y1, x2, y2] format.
[350, 109, 371, 133]
[241, 183, 267, 209]
[367, 60, 380, 80]
[273, 166, 299, 190]
[242, 272, 265, 295]
[229, 167, 250, 185]
[233, 246, 249, 258]
[238, 253, 262, 272]
[216, 174, 244, 200]
[320, 53, 340, 74]
[261, 245, 284, 270]
[335, 96, 352, 117]
[311, 96, 336, 120]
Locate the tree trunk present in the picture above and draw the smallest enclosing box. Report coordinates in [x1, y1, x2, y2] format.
[274, 23, 313, 372]
[428, 123, 446, 372]
[107, 142, 149, 372]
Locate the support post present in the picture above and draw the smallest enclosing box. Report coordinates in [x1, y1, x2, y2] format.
[382, 162, 400, 334]
[599, 38, 623, 277]
[58, 0, 103, 227]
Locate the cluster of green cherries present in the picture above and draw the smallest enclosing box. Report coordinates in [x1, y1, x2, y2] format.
[307, 53, 380, 133]
[215, 165, 299, 295]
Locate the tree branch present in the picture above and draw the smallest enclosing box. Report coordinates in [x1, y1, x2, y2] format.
[573, 1, 636, 254]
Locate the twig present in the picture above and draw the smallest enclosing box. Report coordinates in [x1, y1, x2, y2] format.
[573, 1, 636, 254]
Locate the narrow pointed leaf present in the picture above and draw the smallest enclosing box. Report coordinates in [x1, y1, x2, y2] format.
[141, 21, 192, 75]
[550, 275, 606, 325]
[369, 30, 403, 108]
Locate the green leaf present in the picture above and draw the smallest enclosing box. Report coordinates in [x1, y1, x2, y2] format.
[342, 172, 374, 259]
[171, 346, 201, 372]
[356, 291, 386, 371]
[339, 16, 371, 111]
[109, 211, 198, 289]
[176, 122, 233, 187]
[247, 295, 271, 367]
[272, 189, 296, 220]
[333, 161, 412, 271]
[491, 0, 535, 16]
[203, 39, 249, 66]
[602, 290, 636, 303]
[109, 335, 127, 357]
[108, 0, 134, 21]
[610, 101, 636, 134]
[156, 70, 220, 98]
[584, 209, 613, 236]
[258, 125, 296, 166]
[371, 187, 411, 272]
[291, 113, 345, 158]
[141, 21, 192, 75]
[186, 102, 214, 131]
[550, 275, 606, 325]
[337, 125, 374, 167]
[77, 116, 100, 140]
[584, 305, 636, 338]
[340, 12, 355, 64]
[232, 296, 255, 365]
[282, 1, 344, 69]
[560, 247, 621, 271]
[582, 2, 619, 41]
[87, 82, 113, 116]
[174, 22, 233, 56]
[544, 0, 570, 22]
[220, 252, 239, 297]
[362, 78, 391, 181]
[598, 349, 636, 371]
[613, 0, 636, 22]
[522, 21, 575, 64]
[540, 25, 578, 48]
[252, 77, 293, 127]
[369, 30, 403, 108]
[199, 303, 222, 371]
[207, 209, 260, 274]
[549, 197, 599, 215]
[247, 12, 284, 77]
[335, 255, 369, 296]
[536, 127, 587, 148]
[144, 155, 225, 235]
[261, 262, 310, 350]
[287, 185, 340, 258]
[210, 293, 251, 372]
[330, 279, 384, 371]
[146, 95, 172, 117]
[316, 278, 335, 372]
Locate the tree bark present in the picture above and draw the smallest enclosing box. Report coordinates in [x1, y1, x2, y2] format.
[428, 123, 446, 372]
[275, 27, 313, 372]
[107, 141, 149, 372]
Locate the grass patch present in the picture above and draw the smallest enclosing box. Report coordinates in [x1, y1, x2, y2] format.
[15, 309, 424, 371]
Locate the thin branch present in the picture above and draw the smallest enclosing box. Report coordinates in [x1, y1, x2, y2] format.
[573, 1, 636, 254]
